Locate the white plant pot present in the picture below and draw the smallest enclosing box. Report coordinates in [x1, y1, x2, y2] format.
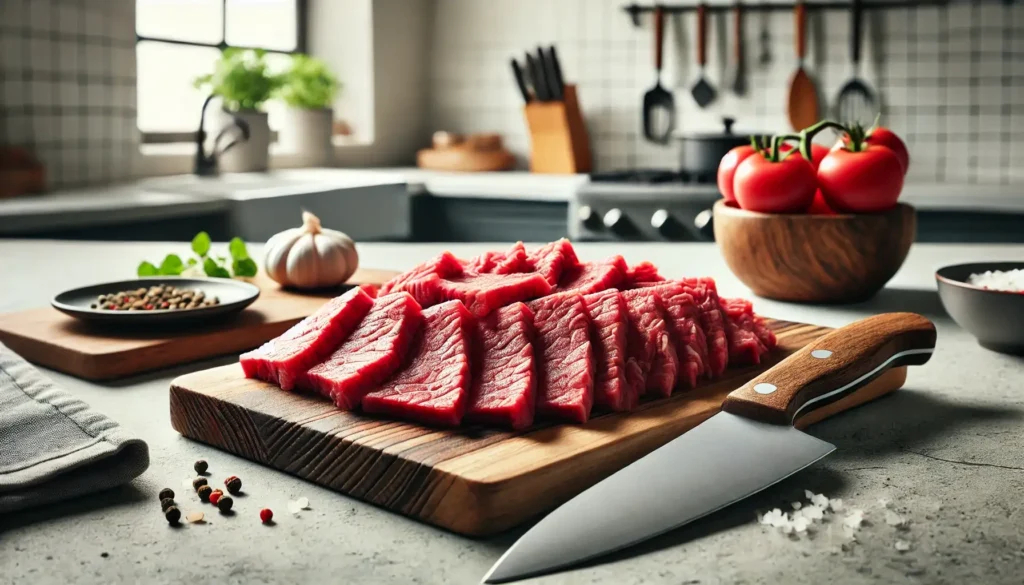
[280, 108, 335, 167]
[218, 109, 270, 173]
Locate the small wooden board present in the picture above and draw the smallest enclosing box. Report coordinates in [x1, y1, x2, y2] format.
[0, 269, 398, 380]
[169, 319, 908, 536]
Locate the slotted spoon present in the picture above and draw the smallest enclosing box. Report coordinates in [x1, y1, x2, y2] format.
[834, 0, 877, 125]
[690, 3, 717, 108]
[643, 5, 675, 144]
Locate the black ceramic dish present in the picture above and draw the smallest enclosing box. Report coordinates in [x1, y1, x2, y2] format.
[52, 277, 260, 325]
[936, 262, 1024, 355]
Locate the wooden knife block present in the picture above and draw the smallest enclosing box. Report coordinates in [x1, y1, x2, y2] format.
[524, 84, 592, 174]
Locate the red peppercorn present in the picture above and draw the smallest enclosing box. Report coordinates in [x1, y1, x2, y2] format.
[145, 304, 153, 310]
[209, 491, 222, 505]
[260, 508, 273, 524]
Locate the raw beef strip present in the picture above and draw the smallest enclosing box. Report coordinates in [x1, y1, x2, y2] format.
[556, 256, 628, 295]
[624, 261, 666, 287]
[303, 292, 424, 409]
[720, 297, 778, 366]
[528, 294, 594, 423]
[359, 283, 379, 299]
[465, 242, 530, 275]
[362, 301, 475, 426]
[379, 252, 463, 296]
[583, 290, 633, 411]
[680, 277, 729, 378]
[632, 281, 707, 389]
[527, 238, 580, 286]
[430, 272, 552, 317]
[240, 287, 374, 391]
[466, 302, 537, 429]
[621, 288, 678, 397]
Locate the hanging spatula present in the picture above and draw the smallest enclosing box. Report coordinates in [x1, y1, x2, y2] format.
[690, 3, 717, 108]
[834, 0, 877, 125]
[643, 5, 675, 144]
[727, 1, 747, 96]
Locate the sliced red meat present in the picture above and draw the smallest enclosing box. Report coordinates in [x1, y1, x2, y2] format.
[621, 288, 678, 397]
[527, 238, 580, 286]
[362, 301, 475, 427]
[583, 290, 633, 411]
[379, 252, 463, 297]
[720, 297, 777, 366]
[556, 256, 628, 295]
[528, 294, 594, 423]
[358, 283, 379, 299]
[303, 292, 424, 409]
[466, 302, 537, 429]
[430, 272, 552, 317]
[624, 261, 666, 287]
[240, 286, 374, 391]
[631, 281, 707, 389]
[465, 242, 530, 275]
[680, 277, 729, 378]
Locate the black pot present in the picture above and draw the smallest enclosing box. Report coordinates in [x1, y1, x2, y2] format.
[674, 117, 756, 180]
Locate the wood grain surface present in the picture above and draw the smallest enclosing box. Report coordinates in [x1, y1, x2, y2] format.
[169, 318, 910, 536]
[0, 268, 398, 380]
[713, 201, 915, 303]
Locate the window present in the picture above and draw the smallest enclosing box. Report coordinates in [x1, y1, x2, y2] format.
[135, 0, 305, 143]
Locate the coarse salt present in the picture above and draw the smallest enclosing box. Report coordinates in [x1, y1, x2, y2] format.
[894, 539, 912, 552]
[967, 269, 1024, 293]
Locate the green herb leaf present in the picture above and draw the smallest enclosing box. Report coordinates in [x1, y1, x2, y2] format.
[159, 254, 185, 275]
[192, 232, 211, 257]
[228, 237, 249, 260]
[187, 257, 198, 266]
[137, 261, 159, 276]
[233, 257, 258, 277]
[203, 257, 231, 278]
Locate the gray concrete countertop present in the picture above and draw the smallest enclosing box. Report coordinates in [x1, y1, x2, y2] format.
[2, 240, 1024, 585]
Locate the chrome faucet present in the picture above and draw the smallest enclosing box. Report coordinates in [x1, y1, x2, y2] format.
[194, 95, 250, 176]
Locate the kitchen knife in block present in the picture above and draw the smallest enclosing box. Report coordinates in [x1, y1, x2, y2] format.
[484, 312, 936, 584]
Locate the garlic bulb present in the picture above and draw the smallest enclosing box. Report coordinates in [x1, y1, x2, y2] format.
[263, 211, 358, 289]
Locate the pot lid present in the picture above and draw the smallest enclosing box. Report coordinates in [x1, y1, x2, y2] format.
[673, 117, 763, 140]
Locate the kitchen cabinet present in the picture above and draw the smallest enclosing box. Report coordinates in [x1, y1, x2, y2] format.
[410, 193, 569, 243]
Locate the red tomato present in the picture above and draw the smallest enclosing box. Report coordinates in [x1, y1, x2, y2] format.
[733, 154, 817, 213]
[781, 142, 829, 169]
[817, 146, 904, 213]
[806, 190, 836, 215]
[834, 127, 910, 175]
[717, 145, 758, 203]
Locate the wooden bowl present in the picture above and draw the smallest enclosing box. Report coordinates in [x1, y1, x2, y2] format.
[713, 201, 916, 303]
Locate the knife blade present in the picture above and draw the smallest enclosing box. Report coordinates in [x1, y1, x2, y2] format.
[524, 52, 550, 102]
[540, 46, 563, 101]
[483, 312, 937, 584]
[510, 58, 531, 104]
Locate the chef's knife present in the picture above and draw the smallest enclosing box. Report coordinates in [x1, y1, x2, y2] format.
[524, 52, 550, 102]
[483, 312, 936, 584]
[510, 58, 531, 104]
[540, 46, 564, 101]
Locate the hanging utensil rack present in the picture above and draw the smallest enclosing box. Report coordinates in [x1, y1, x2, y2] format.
[623, 0, 1014, 25]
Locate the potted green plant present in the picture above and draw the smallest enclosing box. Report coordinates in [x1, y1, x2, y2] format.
[278, 54, 341, 166]
[194, 48, 282, 172]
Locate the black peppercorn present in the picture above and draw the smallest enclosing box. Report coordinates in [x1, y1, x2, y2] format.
[158, 488, 174, 501]
[216, 495, 234, 512]
[192, 477, 208, 491]
[197, 485, 213, 502]
[160, 497, 176, 512]
[224, 475, 242, 494]
[165, 506, 181, 524]
[194, 459, 209, 474]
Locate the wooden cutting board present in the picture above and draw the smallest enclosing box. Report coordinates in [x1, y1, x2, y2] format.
[0, 269, 398, 381]
[169, 318, 909, 536]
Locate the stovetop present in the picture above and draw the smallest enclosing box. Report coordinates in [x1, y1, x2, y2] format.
[588, 168, 716, 186]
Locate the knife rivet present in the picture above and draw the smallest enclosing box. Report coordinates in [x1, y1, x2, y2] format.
[754, 383, 777, 395]
[811, 349, 833, 359]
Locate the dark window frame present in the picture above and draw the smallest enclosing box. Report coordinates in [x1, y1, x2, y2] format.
[136, 0, 307, 144]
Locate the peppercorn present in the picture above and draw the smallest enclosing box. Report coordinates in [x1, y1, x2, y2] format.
[260, 508, 273, 524]
[209, 491, 222, 505]
[165, 506, 181, 524]
[158, 488, 174, 501]
[160, 497, 176, 512]
[197, 485, 213, 502]
[194, 460, 209, 474]
[224, 475, 242, 494]
[217, 495, 234, 512]
[192, 477, 208, 491]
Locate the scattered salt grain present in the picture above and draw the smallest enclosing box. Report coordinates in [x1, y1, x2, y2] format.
[792, 517, 810, 533]
[809, 493, 830, 509]
[895, 540, 912, 552]
[829, 498, 844, 512]
[803, 505, 825, 521]
[296, 497, 310, 509]
[885, 510, 909, 529]
[791, 501, 803, 510]
[967, 269, 1024, 293]
[878, 498, 891, 509]
[843, 510, 865, 530]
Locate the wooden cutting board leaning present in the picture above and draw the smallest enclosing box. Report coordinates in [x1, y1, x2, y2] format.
[168, 318, 911, 536]
[0, 269, 398, 380]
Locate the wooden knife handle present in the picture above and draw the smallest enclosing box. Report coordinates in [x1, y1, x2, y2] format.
[721, 313, 936, 426]
[697, 4, 707, 67]
[733, 2, 742, 61]
[654, 5, 665, 71]
[795, 2, 806, 61]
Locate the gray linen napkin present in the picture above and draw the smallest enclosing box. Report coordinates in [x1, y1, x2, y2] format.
[0, 342, 149, 513]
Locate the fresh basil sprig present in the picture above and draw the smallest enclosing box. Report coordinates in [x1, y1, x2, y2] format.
[137, 232, 258, 278]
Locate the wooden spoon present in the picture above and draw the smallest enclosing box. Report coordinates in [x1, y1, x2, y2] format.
[786, 1, 819, 131]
